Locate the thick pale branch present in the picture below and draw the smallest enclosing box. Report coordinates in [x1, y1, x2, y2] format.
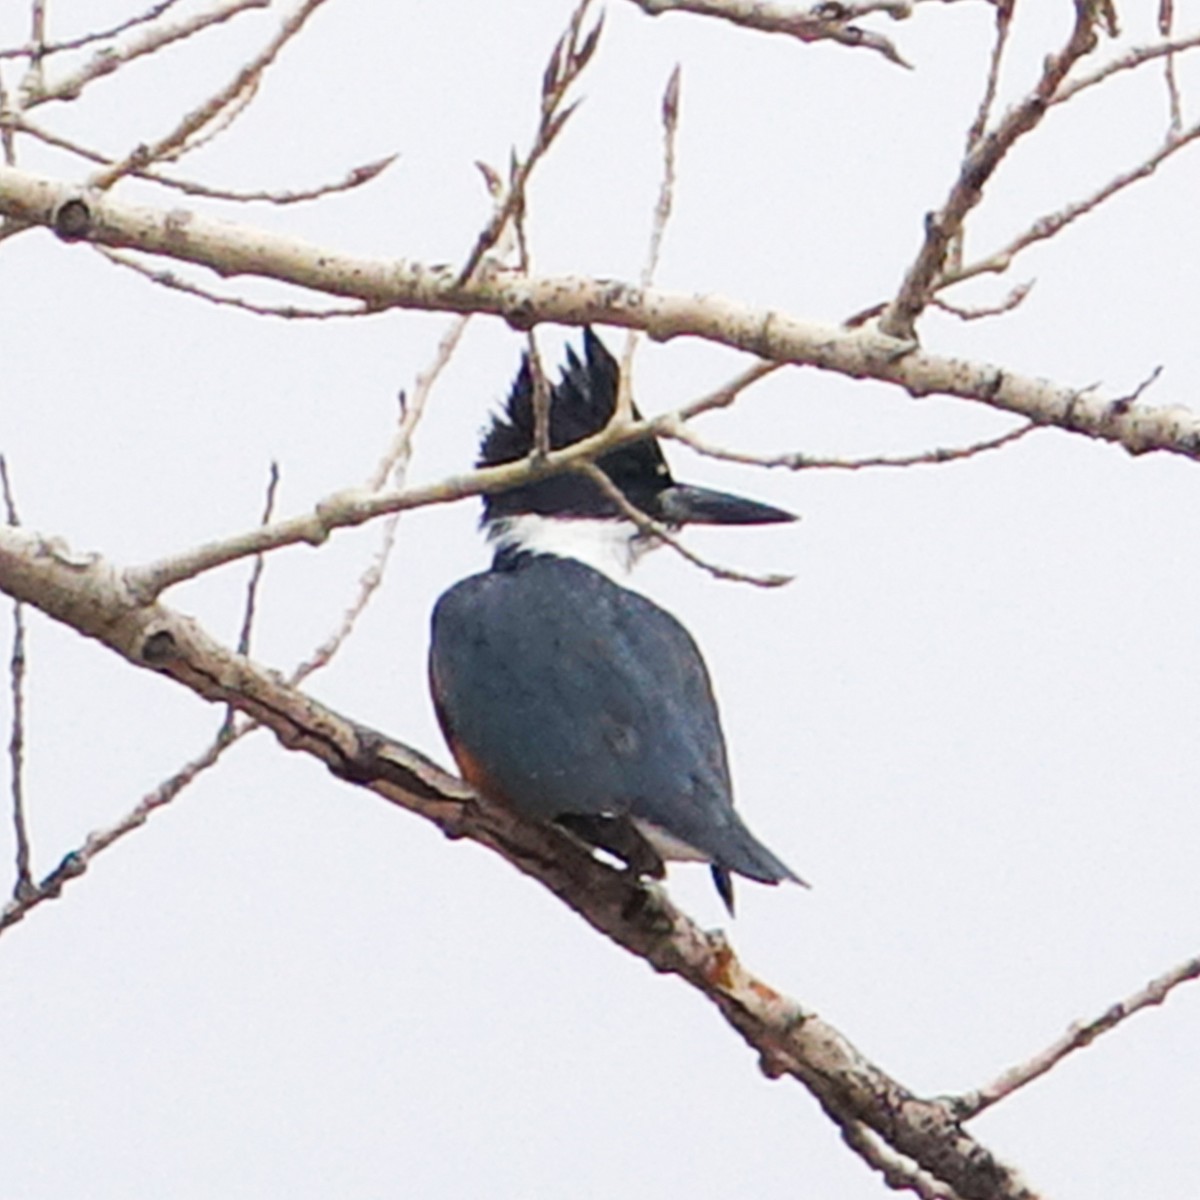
[2, 166, 1198, 463]
[625, 0, 913, 66]
[0, 523, 1040, 1200]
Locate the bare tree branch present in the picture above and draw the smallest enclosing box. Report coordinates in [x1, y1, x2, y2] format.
[0, 458, 31, 901]
[88, 0, 331, 189]
[947, 118, 1200, 288]
[879, 1, 1106, 338]
[578, 462, 794, 588]
[456, 0, 603, 286]
[617, 63, 683, 424]
[19, 0, 269, 108]
[0, 718, 243, 933]
[932, 282, 1032, 321]
[1051, 27, 1200, 108]
[94, 246, 367, 318]
[668, 417, 1038, 470]
[0, 311, 474, 930]
[625, 0, 914, 67]
[951, 952, 1200, 1120]
[0, 522, 1045, 1200]
[3, 166, 1197, 466]
[0, 0, 187, 62]
[4, 113, 398, 205]
[837, 1116, 965, 1200]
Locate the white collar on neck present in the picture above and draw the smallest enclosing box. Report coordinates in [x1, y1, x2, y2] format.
[487, 514, 659, 581]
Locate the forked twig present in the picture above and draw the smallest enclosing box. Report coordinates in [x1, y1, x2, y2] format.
[880, 1, 1107, 338]
[89, 0, 331, 189]
[456, 0, 603, 285]
[948, 119, 1200, 287]
[0, 312, 473, 930]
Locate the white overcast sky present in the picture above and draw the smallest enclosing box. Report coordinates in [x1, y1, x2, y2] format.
[2, 2, 1199, 1197]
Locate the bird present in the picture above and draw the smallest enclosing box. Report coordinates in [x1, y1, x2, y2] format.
[428, 329, 803, 913]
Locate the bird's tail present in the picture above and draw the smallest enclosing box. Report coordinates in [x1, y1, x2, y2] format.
[711, 819, 807, 914]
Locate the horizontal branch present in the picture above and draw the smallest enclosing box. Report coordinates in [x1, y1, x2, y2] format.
[1, 165, 1197, 462]
[0, 523, 1039, 1200]
[625, 0, 913, 66]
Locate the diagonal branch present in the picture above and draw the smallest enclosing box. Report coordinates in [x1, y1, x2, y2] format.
[0, 522, 1042, 1200]
[879, 1, 1105, 338]
[950, 952, 1200, 1120]
[19, 0, 269, 108]
[89, 0, 332, 189]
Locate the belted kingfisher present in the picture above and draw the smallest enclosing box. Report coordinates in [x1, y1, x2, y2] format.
[429, 330, 802, 912]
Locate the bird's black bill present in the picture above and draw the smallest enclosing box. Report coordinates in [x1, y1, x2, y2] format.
[658, 483, 795, 526]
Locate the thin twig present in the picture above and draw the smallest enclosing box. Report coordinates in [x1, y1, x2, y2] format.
[617, 64, 684, 425]
[1159, 0, 1183, 137]
[642, 64, 681, 292]
[950, 0, 1013, 272]
[0, 65, 15, 165]
[668, 418, 1038, 471]
[456, 0, 602, 285]
[951, 952, 1200, 1120]
[293, 316, 473, 677]
[0, 724, 244, 933]
[236, 462, 280, 658]
[10, 115, 398, 204]
[218, 461, 280, 738]
[932, 281, 1032, 321]
[836, 1115, 964, 1200]
[22, 0, 269, 108]
[94, 247, 367, 318]
[367, 317, 472, 491]
[948, 119, 1200, 287]
[963, 0, 1012, 150]
[880, 1, 1106, 338]
[0, 314, 474, 929]
[527, 330, 553, 458]
[0, 0, 187, 61]
[89, 0, 331, 189]
[0, 456, 31, 900]
[578, 461, 793, 588]
[162, 75, 262, 162]
[1052, 28, 1200, 107]
[123, 358, 788, 600]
